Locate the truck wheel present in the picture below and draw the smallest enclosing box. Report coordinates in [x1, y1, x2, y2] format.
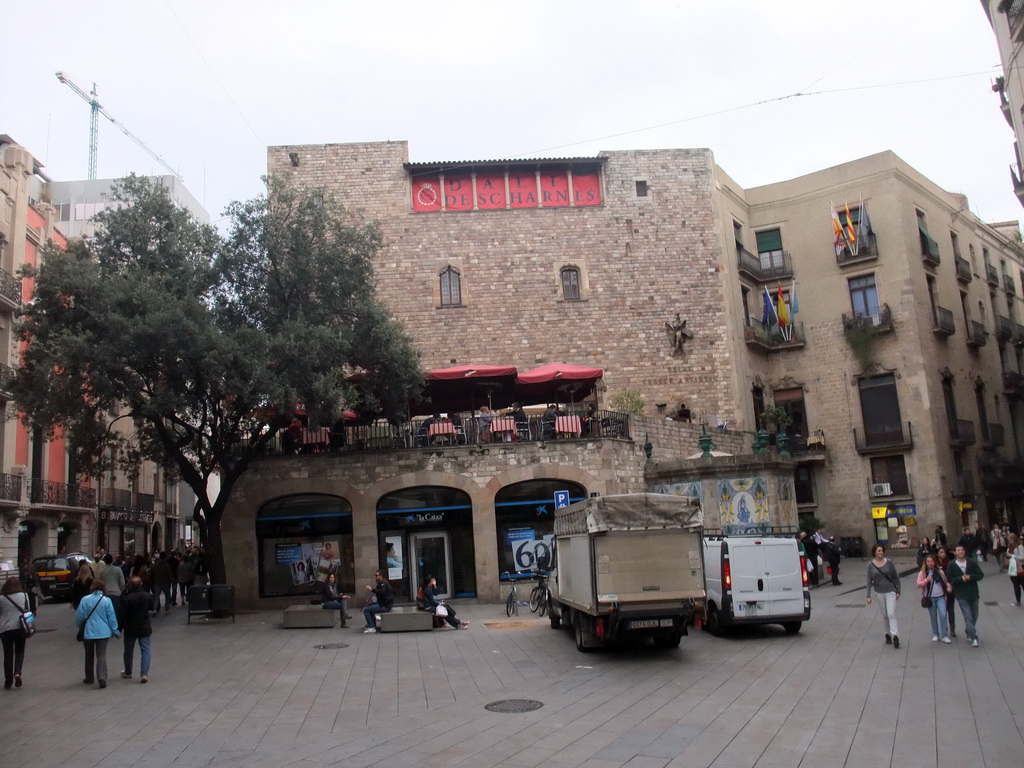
[707, 605, 724, 637]
[549, 609, 561, 629]
[654, 633, 682, 649]
[575, 615, 594, 652]
[782, 621, 802, 635]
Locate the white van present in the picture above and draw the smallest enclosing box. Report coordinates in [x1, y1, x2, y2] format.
[702, 533, 811, 635]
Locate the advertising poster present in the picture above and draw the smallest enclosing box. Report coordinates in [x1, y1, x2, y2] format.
[315, 540, 341, 583]
[385, 535, 404, 580]
[506, 528, 555, 572]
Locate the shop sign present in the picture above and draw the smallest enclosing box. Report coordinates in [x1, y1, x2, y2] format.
[99, 508, 154, 525]
[401, 511, 445, 525]
[871, 506, 888, 520]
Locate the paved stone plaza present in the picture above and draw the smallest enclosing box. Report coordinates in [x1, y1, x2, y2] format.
[3, 558, 1024, 768]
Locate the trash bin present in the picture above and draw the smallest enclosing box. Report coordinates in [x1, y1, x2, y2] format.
[210, 585, 236, 622]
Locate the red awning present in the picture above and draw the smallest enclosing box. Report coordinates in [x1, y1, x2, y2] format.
[514, 363, 603, 405]
[409, 364, 519, 416]
[427, 364, 518, 380]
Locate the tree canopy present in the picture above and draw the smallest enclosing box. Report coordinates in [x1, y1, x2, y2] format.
[13, 175, 422, 580]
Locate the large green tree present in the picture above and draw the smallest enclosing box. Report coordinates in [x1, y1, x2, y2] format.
[14, 175, 421, 582]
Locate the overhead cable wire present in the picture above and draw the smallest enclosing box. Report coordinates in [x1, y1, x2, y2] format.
[512, 69, 999, 158]
[163, 0, 264, 148]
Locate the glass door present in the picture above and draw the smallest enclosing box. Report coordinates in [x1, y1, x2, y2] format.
[411, 531, 452, 600]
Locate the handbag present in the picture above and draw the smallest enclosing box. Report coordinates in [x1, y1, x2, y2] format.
[76, 595, 102, 642]
[3, 594, 35, 638]
[920, 595, 932, 608]
[1009, 556, 1019, 577]
[435, 604, 448, 617]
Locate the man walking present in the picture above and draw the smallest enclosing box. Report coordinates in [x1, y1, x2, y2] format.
[801, 532, 820, 587]
[120, 576, 153, 683]
[946, 544, 985, 647]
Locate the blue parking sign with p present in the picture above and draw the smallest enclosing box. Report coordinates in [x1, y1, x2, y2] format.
[554, 490, 570, 509]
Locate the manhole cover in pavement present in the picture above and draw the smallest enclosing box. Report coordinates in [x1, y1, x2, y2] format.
[482, 621, 528, 628]
[485, 699, 544, 713]
[984, 601, 999, 607]
[835, 604, 864, 608]
[35, 628, 57, 633]
[314, 643, 349, 649]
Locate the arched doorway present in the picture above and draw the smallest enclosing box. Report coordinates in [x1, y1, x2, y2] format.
[494, 479, 587, 578]
[376, 486, 475, 602]
[151, 522, 162, 554]
[57, 522, 80, 554]
[255, 494, 353, 599]
[18, 520, 42, 564]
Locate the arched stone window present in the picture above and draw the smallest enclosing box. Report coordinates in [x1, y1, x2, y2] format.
[440, 266, 461, 306]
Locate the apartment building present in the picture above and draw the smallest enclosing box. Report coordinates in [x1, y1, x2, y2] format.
[0, 136, 190, 569]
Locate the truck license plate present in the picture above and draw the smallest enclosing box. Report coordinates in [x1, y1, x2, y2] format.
[628, 619, 674, 630]
[738, 602, 763, 617]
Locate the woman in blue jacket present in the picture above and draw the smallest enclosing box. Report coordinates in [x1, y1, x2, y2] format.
[75, 579, 120, 688]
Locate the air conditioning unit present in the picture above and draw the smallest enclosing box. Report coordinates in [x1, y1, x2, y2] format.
[872, 482, 893, 496]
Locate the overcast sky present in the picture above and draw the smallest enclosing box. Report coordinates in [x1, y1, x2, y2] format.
[2, 1, 1016, 228]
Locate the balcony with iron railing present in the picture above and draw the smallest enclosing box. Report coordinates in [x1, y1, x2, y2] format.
[1013, 163, 1024, 205]
[241, 409, 634, 458]
[1005, 273, 1017, 295]
[1000, 0, 1024, 43]
[853, 421, 914, 454]
[842, 304, 894, 335]
[100, 488, 156, 511]
[996, 315, 1013, 342]
[787, 429, 827, 460]
[1015, 323, 1024, 347]
[967, 320, 988, 348]
[29, 479, 97, 508]
[986, 263, 1001, 286]
[932, 306, 955, 336]
[743, 321, 805, 353]
[835, 233, 878, 266]
[949, 418, 976, 448]
[1004, 371, 1024, 397]
[0, 473, 23, 504]
[0, 268, 21, 311]
[951, 472, 975, 498]
[736, 245, 793, 282]
[955, 255, 972, 283]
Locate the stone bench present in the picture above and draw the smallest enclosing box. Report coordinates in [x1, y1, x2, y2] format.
[283, 604, 336, 628]
[378, 605, 434, 632]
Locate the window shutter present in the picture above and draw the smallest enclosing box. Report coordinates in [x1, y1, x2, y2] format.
[917, 219, 940, 258]
[755, 229, 783, 253]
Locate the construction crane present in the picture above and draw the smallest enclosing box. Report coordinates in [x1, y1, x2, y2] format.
[55, 71, 184, 183]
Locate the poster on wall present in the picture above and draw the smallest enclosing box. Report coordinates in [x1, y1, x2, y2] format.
[506, 528, 555, 572]
[314, 540, 341, 583]
[385, 535, 404, 580]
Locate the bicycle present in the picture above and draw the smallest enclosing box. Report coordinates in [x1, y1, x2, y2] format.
[529, 572, 550, 617]
[503, 571, 529, 617]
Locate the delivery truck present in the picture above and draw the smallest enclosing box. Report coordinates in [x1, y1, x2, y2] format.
[548, 493, 705, 651]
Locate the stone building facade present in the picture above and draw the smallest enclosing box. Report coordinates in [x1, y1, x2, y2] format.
[255, 140, 1024, 565]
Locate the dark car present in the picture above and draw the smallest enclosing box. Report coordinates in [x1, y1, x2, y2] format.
[32, 553, 92, 600]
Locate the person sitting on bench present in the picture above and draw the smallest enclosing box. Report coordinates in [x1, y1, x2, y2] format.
[422, 575, 468, 630]
[316, 573, 351, 628]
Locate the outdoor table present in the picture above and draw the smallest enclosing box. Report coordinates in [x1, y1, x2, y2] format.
[301, 428, 329, 453]
[491, 417, 515, 440]
[428, 422, 456, 444]
[555, 415, 582, 438]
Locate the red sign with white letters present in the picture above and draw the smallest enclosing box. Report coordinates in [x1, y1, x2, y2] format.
[410, 168, 601, 212]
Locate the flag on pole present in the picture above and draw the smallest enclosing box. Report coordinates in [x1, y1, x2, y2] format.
[777, 283, 790, 334]
[845, 201, 858, 255]
[763, 285, 778, 328]
[761, 288, 772, 329]
[789, 280, 799, 316]
[857, 198, 872, 242]
[830, 201, 849, 257]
